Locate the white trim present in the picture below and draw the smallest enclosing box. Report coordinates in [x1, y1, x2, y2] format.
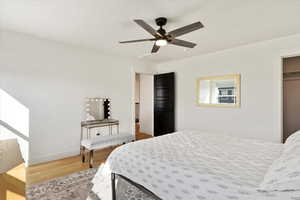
[131, 65, 157, 137]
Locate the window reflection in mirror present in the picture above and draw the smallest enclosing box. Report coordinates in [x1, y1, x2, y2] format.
[197, 74, 240, 107]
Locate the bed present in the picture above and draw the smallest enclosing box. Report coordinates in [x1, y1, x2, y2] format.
[93, 130, 300, 200]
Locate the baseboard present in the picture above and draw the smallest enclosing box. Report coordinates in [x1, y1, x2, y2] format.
[28, 149, 79, 166]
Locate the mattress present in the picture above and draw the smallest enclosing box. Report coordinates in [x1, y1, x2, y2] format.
[95, 131, 300, 200]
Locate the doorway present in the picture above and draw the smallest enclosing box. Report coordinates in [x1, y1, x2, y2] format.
[283, 56, 300, 142]
[134, 72, 175, 138]
[134, 73, 154, 139]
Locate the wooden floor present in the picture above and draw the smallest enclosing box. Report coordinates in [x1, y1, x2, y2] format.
[27, 132, 152, 185]
[0, 164, 26, 200]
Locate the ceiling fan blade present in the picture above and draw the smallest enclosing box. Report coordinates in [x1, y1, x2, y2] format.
[134, 19, 161, 38]
[168, 21, 204, 37]
[170, 39, 197, 48]
[119, 38, 156, 44]
[151, 44, 160, 53]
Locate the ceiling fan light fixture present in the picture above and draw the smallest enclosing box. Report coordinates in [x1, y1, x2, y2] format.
[155, 39, 167, 46]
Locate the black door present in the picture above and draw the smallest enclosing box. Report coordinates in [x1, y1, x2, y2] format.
[154, 72, 175, 136]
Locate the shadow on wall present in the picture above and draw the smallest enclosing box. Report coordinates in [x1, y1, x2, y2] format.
[0, 89, 29, 163]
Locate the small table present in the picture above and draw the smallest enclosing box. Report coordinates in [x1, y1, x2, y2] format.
[80, 119, 119, 141]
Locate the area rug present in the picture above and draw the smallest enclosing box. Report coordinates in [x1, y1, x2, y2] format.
[26, 167, 155, 200]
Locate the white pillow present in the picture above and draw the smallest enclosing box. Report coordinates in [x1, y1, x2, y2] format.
[284, 130, 300, 151]
[259, 145, 300, 191]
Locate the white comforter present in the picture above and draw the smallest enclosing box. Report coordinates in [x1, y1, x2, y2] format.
[95, 131, 300, 200]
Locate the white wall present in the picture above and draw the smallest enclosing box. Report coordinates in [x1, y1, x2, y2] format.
[139, 74, 154, 135]
[0, 31, 154, 165]
[156, 34, 300, 143]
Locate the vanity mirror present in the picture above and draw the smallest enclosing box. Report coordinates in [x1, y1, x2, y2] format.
[85, 98, 111, 121]
[197, 74, 240, 107]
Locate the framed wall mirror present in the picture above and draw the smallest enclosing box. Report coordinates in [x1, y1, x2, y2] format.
[197, 74, 241, 107]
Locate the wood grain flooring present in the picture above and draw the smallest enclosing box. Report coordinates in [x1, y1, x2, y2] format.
[27, 132, 152, 185]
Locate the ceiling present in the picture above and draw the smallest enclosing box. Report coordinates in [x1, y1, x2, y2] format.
[1, 0, 300, 63]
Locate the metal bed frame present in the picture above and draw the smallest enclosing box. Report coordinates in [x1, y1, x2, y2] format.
[111, 173, 162, 200]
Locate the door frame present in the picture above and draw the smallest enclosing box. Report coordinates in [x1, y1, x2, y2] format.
[131, 67, 157, 138]
[280, 51, 300, 143]
[135, 72, 154, 136]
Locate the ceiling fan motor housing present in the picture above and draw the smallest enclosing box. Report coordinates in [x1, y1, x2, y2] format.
[155, 17, 167, 27]
[156, 17, 167, 36]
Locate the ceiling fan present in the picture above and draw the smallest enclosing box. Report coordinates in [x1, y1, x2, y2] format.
[119, 17, 204, 53]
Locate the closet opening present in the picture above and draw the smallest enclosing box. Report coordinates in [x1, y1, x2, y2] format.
[283, 56, 300, 142]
